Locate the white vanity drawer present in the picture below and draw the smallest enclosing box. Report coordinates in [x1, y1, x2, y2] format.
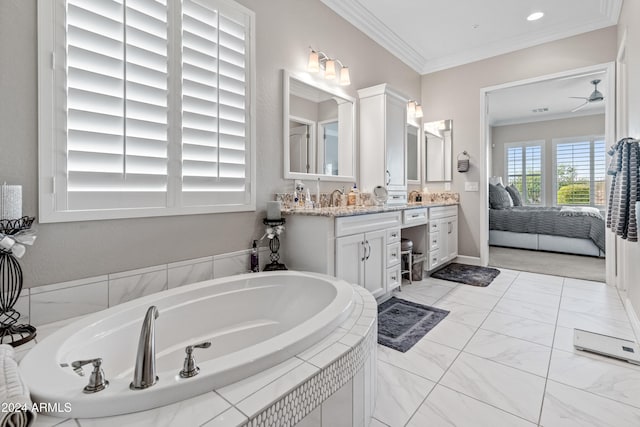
[387, 228, 401, 243]
[428, 232, 440, 251]
[403, 208, 428, 227]
[386, 242, 401, 267]
[429, 221, 440, 234]
[428, 249, 440, 270]
[335, 211, 402, 237]
[387, 265, 401, 292]
[429, 205, 458, 220]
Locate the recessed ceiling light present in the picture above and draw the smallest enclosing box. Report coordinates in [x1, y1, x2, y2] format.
[527, 12, 544, 21]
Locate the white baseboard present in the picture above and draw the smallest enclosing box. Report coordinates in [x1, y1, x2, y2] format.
[455, 255, 482, 266]
[624, 297, 640, 343]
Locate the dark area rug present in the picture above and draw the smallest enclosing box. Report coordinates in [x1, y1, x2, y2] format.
[378, 297, 449, 352]
[431, 263, 500, 287]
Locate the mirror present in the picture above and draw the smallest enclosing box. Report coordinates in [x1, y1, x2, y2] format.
[424, 119, 453, 182]
[407, 123, 420, 183]
[283, 71, 356, 181]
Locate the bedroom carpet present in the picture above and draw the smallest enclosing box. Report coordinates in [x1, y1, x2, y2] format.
[489, 246, 605, 282]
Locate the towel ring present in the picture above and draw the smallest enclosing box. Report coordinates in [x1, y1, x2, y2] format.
[457, 151, 470, 173]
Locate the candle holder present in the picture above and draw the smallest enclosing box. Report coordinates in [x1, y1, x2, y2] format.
[0, 216, 36, 346]
[262, 218, 287, 271]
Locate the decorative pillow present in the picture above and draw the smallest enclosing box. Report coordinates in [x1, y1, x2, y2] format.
[497, 183, 514, 207]
[505, 185, 523, 206]
[489, 183, 513, 209]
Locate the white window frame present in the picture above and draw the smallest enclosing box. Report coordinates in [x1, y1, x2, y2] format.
[37, 0, 256, 223]
[504, 140, 545, 206]
[552, 135, 606, 208]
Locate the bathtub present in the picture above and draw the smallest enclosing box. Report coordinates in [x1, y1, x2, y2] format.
[20, 271, 354, 418]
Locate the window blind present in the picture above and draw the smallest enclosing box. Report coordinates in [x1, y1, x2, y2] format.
[66, 0, 169, 210]
[555, 138, 606, 206]
[182, 0, 250, 206]
[39, 0, 254, 221]
[506, 143, 543, 205]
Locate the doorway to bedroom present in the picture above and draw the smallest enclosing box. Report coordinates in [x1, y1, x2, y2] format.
[480, 63, 615, 283]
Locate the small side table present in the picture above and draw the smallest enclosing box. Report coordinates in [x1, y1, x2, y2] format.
[263, 218, 287, 271]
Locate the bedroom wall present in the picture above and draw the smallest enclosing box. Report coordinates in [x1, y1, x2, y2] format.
[0, 0, 421, 288]
[617, 0, 640, 326]
[421, 26, 617, 259]
[491, 114, 606, 206]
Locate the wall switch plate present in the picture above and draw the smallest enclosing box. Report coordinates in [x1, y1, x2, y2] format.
[444, 183, 451, 191]
[465, 182, 479, 192]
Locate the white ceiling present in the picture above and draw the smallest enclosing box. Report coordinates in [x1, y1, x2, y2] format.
[320, 0, 622, 74]
[488, 70, 607, 126]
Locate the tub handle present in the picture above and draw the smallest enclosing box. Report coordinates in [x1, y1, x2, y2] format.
[180, 341, 212, 378]
[71, 358, 109, 394]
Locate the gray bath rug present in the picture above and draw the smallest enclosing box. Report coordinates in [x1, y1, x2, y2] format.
[431, 263, 500, 287]
[377, 297, 449, 353]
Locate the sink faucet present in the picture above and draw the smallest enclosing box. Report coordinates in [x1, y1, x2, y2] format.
[130, 306, 159, 390]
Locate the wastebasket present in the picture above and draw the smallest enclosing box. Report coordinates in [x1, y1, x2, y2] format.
[412, 252, 425, 281]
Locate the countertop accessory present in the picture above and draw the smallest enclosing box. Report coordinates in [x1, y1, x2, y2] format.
[457, 151, 470, 172]
[0, 216, 36, 346]
[373, 186, 388, 205]
[266, 201, 282, 220]
[263, 218, 288, 271]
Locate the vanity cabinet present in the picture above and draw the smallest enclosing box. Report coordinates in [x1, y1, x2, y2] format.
[427, 205, 458, 270]
[336, 229, 387, 298]
[358, 84, 408, 203]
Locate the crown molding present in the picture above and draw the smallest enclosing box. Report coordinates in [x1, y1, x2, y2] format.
[319, 0, 426, 73]
[321, 0, 622, 76]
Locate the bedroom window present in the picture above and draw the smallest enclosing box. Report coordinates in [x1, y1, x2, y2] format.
[505, 141, 544, 205]
[38, 0, 256, 223]
[553, 137, 606, 207]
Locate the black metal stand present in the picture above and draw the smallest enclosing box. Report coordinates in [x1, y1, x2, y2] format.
[0, 217, 36, 346]
[263, 218, 287, 271]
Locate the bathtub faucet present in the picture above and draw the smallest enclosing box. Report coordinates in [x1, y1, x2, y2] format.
[130, 305, 159, 390]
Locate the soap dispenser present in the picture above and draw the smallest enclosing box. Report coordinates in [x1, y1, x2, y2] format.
[347, 183, 357, 206]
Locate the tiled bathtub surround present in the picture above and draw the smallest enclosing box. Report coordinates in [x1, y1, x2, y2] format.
[17, 284, 377, 427]
[19, 247, 269, 327]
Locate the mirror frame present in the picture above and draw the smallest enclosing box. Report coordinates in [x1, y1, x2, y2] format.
[406, 120, 421, 184]
[423, 119, 453, 183]
[283, 70, 357, 182]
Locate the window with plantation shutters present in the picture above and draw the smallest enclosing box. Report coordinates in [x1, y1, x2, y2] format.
[38, 0, 255, 222]
[553, 136, 606, 207]
[504, 141, 544, 205]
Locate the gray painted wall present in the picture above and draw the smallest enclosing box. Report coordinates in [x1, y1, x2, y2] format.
[0, 0, 421, 287]
[421, 26, 617, 259]
[491, 114, 605, 206]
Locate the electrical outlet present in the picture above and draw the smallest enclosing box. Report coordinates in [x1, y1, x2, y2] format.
[465, 181, 479, 192]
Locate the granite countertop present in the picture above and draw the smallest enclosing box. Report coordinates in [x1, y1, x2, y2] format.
[282, 201, 458, 217]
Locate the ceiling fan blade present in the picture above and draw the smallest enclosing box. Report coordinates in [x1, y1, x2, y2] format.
[571, 102, 589, 113]
[569, 96, 589, 100]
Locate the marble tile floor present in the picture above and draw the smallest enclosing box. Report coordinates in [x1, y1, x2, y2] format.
[373, 269, 640, 427]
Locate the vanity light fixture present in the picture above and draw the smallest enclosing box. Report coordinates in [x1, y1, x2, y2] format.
[307, 47, 351, 86]
[407, 100, 423, 118]
[527, 11, 544, 21]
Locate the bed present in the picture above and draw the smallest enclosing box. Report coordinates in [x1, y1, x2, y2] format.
[489, 206, 605, 257]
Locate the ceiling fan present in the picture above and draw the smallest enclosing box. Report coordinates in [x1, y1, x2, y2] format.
[570, 79, 604, 112]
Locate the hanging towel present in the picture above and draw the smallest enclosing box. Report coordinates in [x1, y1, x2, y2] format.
[607, 138, 640, 241]
[0, 345, 36, 427]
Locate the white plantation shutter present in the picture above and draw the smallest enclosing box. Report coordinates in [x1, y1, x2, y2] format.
[66, 0, 169, 210]
[505, 141, 544, 205]
[38, 0, 255, 222]
[182, 0, 251, 206]
[554, 137, 606, 207]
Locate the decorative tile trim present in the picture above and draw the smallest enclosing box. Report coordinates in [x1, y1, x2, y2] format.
[242, 314, 376, 427]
